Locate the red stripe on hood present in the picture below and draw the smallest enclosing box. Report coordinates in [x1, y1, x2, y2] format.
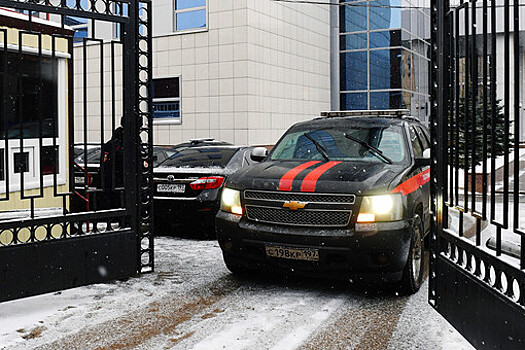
[391, 168, 431, 196]
[300, 161, 342, 192]
[278, 161, 321, 191]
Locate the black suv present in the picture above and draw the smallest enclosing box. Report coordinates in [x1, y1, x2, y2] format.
[216, 110, 431, 294]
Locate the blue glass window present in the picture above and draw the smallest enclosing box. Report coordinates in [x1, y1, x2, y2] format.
[369, 31, 390, 48]
[341, 93, 368, 110]
[175, 0, 206, 31]
[370, 92, 389, 109]
[66, 0, 88, 9]
[369, 49, 402, 90]
[176, 0, 206, 10]
[340, 33, 367, 50]
[370, 91, 402, 109]
[340, 51, 368, 91]
[369, 0, 401, 30]
[176, 9, 206, 31]
[369, 30, 401, 48]
[369, 49, 391, 90]
[340, 3, 367, 33]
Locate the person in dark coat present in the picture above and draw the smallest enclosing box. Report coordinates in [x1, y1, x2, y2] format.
[98, 121, 124, 210]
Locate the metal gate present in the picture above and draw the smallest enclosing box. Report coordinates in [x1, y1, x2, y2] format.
[431, 0, 525, 348]
[0, 0, 153, 302]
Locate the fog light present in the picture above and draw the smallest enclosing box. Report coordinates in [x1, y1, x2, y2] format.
[357, 213, 376, 223]
[231, 206, 243, 215]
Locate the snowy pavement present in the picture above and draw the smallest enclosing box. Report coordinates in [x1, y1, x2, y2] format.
[0, 237, 474, 350]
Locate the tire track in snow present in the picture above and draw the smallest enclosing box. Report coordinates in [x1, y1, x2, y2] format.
[34, 275, 243, 350]
[149, 282, 350, 350]
[188, 297, 346, 350]
[299, 295, 409, 350]
[269, 298, 346, 350]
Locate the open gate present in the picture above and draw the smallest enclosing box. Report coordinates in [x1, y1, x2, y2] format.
[0, 0, 153, 302]
[431, 0, 525, 348]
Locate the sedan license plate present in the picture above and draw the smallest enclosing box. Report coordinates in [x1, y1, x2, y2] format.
[265, 245, 319, 262]
[157, 183, 185, 193]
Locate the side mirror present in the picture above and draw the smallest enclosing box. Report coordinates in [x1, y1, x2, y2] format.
[415, 148, 431, 167]
[251, 147, 268, 162]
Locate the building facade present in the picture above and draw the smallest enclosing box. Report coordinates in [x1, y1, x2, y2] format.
[70, 0, 332, 146]
[336, 0, 431, 124]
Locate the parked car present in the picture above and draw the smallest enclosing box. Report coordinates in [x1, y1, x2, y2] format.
[71, 145, 176, 212]
[153, 145, 257, 236]
[170, 138, 232, 153]
[216, 110, 431, 294]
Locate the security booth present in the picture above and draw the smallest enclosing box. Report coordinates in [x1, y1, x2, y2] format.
[0, 0, 153, 303]
[0, 9, 73, 233]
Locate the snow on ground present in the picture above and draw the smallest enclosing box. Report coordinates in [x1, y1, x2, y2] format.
[1, 237, 474, 350]
[0, 238, 227, 349]
[388, 279, 475, 350]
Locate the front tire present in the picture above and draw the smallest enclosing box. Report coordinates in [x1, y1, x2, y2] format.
[400, 215, 425, 295]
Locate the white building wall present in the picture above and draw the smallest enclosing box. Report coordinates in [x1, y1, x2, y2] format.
[72, 43, 124, 144]
[152, 0, 331, 146]
[243, 0, 331, 144]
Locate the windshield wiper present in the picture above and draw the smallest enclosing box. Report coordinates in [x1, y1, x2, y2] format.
[303, 132, 330, 161]
[343, 133, 393, 164]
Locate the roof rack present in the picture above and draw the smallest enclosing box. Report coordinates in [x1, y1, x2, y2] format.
[189, 138, 215, 144]
[319, 109, 411, 118]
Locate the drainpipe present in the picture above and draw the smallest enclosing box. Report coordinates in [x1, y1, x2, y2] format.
[330, 0, 340, 111]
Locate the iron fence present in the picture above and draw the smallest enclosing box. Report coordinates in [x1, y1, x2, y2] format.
[430, 0, 525, 348]
[0, 0, 153, 302]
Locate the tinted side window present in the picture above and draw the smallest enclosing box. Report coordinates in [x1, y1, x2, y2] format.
[161, 148, 237, 168]
[226, 149, 244, 170]
[409, 126, 423, 157]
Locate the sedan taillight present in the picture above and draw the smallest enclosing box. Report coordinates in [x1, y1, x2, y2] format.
[189, 176, 225, 191]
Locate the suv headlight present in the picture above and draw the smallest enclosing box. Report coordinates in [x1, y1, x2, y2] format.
[220, 187, 243, 215]
[357, 194, 403, 222]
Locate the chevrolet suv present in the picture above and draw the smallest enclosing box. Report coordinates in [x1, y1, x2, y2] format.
[216, 110, 431, 294]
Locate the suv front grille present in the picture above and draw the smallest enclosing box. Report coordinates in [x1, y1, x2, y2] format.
[245, 206, 351, 227]
[244, 191, 355, 204]
[243, 190, 354, 227]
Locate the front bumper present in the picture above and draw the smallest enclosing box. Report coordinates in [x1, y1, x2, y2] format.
[216, 211, 413, 282]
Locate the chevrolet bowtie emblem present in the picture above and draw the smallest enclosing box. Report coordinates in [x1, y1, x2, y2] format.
[283, 201, 307, 210]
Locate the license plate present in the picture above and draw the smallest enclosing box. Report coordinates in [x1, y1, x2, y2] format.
[157, 183, 185, 193]
[75, 176, 85, 185]
[265, 245, 319, 262]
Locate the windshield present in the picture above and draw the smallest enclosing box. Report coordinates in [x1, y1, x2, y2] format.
[159, 147, 238, 169]
[270, 124, 408, 164]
